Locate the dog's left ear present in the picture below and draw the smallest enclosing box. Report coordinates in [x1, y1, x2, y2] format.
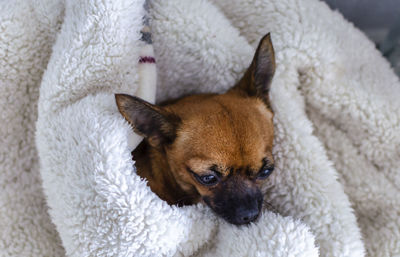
[115, 94, 180, 148]
[229, 33, 276, 107]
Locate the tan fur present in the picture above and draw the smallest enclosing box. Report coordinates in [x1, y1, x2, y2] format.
[133, 92, 274, 205]
[119, 34, 276, 216]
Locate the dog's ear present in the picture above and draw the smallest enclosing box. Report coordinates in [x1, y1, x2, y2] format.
[230, 33, 276, 107]
[115, 94, 180, 148]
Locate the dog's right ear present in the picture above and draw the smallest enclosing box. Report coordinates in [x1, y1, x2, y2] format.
[115, 94, 180, 148]
[229, 33, 276, 108]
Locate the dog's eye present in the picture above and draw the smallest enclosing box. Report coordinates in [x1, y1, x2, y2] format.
[257, 167, 274, 179]
[197, 174, 219, 186]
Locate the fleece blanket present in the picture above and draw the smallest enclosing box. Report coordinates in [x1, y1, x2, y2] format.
[1, 0, 400, 256]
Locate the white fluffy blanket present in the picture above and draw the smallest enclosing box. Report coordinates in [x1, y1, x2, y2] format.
[1, 0, 400, 256]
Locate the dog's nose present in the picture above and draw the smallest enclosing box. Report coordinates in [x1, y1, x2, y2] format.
[236, 207, 259, 224]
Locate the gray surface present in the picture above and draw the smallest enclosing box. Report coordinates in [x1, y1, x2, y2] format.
[322, 0, 400, 75]
[323, 0, 400, 30]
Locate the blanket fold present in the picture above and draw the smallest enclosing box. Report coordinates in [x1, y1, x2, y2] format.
[0, 0, 64, 256]
[1, 0, 399, 256]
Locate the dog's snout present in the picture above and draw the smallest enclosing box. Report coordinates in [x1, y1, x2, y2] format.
[206, 183, 264, 225]
[232, 192, 262, 225]
[236, 207, 259, 224]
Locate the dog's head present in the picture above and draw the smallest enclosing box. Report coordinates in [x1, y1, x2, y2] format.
[116, 34, 275, 225]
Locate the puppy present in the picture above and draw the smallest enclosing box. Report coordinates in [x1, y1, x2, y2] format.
[116, 33, 275, 225]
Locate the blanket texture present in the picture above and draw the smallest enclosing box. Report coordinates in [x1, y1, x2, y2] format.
[1, 0, 399, 256]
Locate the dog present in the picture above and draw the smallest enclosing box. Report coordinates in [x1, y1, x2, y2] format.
[115, 33, 275, 225]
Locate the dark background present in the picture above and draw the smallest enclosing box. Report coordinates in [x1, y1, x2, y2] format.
[322, 0, 400, 74]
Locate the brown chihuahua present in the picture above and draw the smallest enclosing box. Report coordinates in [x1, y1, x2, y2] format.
[116, 33, 276, 225]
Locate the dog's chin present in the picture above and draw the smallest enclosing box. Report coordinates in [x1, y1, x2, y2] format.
[215, 207, 261, 226]
[222, 213, 261, 226]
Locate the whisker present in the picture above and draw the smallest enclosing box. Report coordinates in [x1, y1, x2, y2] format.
[262, 199, 278, 213]
[174, 195, 197, 206]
